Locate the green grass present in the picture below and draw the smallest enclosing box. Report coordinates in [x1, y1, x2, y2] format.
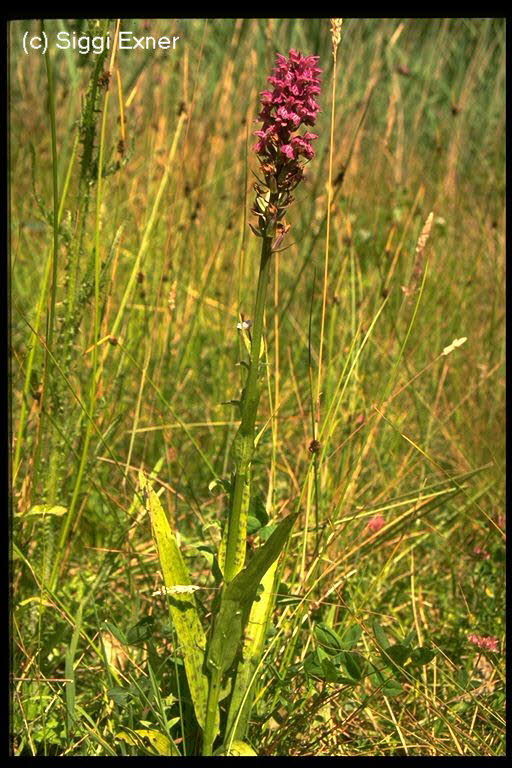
[11, 18, 505, 756]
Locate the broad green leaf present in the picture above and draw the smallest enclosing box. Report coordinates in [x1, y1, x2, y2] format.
[372, 618, 390, 650]
[381, 679, 404, 697]
[225, 560, 278, 741]
[219, 675, 233, 703]
[215, 739, 257, 756]
[410, 646, 436, 666]
[224, 512, 298, 607]
[381, 643, 411, 668]
[140, 472, 208, 730]
[314, 622, 344, 654]
[304, 649, 353, 685]
[342, 625, 363, 649]
[24, 504, 67, 517]
[246, 495, 269, 534]
[258, 523, 278, 541]
[368, 668, 386, 688]
[317, 648, 343, 683]
[206, 512, 297, 735]
[247, 516, 262, 535]
[342, 651, 366, 681]
[207, 596, 243, 679]
[102, 621, 127, 646]
[304, 649, 325, 678]
[211, 510, 297, 674]
[125, 617, 155, 645]
[116, 727, 180, 756]
[108, 686, 137, 707]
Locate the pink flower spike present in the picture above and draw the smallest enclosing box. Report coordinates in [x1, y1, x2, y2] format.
[254, 49, 321, 164]
[367, 514, 385, 533]
[468, 634, 499, 652]
[251, 50, 321, 240]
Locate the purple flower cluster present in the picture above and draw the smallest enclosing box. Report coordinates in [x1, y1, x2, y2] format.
[468, 634, 499, 652]
[251, 50, 321, 243]
[254, 50, 321, 163]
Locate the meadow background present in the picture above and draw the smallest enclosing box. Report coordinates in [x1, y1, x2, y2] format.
[10, 18, 505, 756]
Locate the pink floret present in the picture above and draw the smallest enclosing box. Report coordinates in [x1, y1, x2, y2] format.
[468, 634, 499, 652]
[253, 49, 322, 164]
[367, 514, 385, 533]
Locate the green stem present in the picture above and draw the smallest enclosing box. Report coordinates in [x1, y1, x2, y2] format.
[202, 232, 273, 756]
[224, 234, 273, 584]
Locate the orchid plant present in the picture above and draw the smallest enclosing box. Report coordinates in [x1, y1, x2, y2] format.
[142, 49, 321, 756]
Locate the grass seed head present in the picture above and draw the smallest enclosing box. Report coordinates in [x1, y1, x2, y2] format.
[330, 18, 343, 58]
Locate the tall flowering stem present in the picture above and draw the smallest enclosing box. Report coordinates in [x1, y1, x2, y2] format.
[203, 51, 321, 756]
[223, 50, 322, 584]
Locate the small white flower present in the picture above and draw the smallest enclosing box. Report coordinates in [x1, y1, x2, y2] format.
[237, 320, 251, 330]
[442, 337, 467, 356]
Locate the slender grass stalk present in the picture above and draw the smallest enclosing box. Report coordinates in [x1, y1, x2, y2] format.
[110, 109, 187, 340]
[26, 21, 61, 521]
[310, 20, 343, 555]
[315, 21, 342, 427]
[42, 21, 59, 379]
[13, 131, 78, 484]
